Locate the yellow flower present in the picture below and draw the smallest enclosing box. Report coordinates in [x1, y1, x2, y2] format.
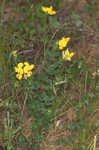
[41, 6, 56, 15]
[59, 37, 70, 50]
[24, 64, 35, 73]
[24, 62, 29, 66]
[18, 68, 24, 74]
[24, 66, 29, 73]
[47, 6, 56, 15]
[12, 50, 17, 55]
[27, 71, 32, 77]
[14, 62, 35, 80]
[16, 74, 22, 80]
[62, 49, 74, 61]
[28, 64, 35, 70]
[14, 67, 23, 74]
[41, 6, 49, 12]
[18, 63, 23, 68]
[14, 67, 18, 72]
[24, 71, 32, 79]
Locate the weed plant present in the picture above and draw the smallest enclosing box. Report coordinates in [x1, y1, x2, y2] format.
[0, 0, 99, 150]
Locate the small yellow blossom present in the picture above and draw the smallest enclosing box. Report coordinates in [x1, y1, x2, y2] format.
[16, 74, 22, 80]
[12, 50, 17, 55]
[42, 6, 49, 12]
[41, 6, 56, 15]
[24, 64, 35, 73]
[62, 49, 74, 61]
[24, 71, 32, 79]
[24, 66, 29, 73]
[27, 71, 32, 77]
[14, 67, 23, 74]
[14, 67, 18, 72]
[24, 62, 29, 66]
[59, 37, 70, 50]
[28, 64, 35, 70]
[19, 68, 24, 75]
[18, 63, 24, 68]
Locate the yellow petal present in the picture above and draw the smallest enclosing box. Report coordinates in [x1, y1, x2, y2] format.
[14, 67, 18, 72]
[48, 7, 56, 15]
[12, 50, 17, 55]
[59, 37, 70, 50]
[64, 37, 70, 43]
[66, 56, 71, 61]
[70, 52, 74, 57]
[29, 64, 35, 70]
[62, 49, 74, 61]
[65, 49, 70, 56]
[19, 68, 24, 74]
[26, 71, 32, 77]
[42, 6, 56, 15]
[24, 66, 29, 73]
[24, 62, 29, 66]
[47, 6, 53, 12]
[18, 63, 23, 68]
[16, 74, 22, 80]
[41, 6, 48, 12]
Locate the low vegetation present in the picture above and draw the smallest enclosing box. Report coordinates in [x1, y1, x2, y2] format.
[0, 0, 99, 150]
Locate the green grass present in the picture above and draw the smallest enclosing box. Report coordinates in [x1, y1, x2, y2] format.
[0, 0, 99, 150]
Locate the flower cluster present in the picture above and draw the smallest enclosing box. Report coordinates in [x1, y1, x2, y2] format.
[14, 62, 35, 80]
[41, 6, 56, 15]
[58, 37, 74, 61]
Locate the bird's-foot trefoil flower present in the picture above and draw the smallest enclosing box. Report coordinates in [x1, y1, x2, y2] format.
[12, 50, 17, 55]
[14, 62, 35, 80]
[41, 6, 56, 15]
[58, 37, 70, 50]
[62, 49, 74, 61]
